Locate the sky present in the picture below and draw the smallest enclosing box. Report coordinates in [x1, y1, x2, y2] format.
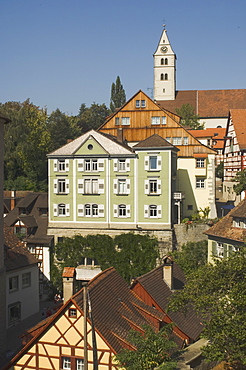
[1, 0, 246, 115]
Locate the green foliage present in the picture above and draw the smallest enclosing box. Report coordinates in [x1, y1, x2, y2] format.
[170, 241, 208, 276]
[168, 251, 246, 366]
[199, 206, 210, 219]
[215, 161, 224, 180]
[51, 233, 159, 290]
[77, 102, 110, 133]
[232, 169, 246, 195]
[110, 76, 126, 113]
[176, 103, 204, 129]
[114, 324, 177, 370]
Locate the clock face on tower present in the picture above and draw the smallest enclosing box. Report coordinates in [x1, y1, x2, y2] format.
[161, 46, 168, 53]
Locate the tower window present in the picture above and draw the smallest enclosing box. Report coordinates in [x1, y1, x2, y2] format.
[160, 74, 164, 80]
[165, 58, 168, 65]
[164, 73, 168, 80]
[161, 58, 164, 65]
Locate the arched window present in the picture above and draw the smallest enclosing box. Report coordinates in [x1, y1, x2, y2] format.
[165, 58, 168, 65]
[85, 203, 98, 217]
[161, 58, 164, 65]
[118, 204, 126, 217]
[58, 203, 66, 216]
[164, 73, 168, 80]
[160, 73, 164, 80]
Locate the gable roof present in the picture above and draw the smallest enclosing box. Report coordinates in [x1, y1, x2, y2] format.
[205, 198, 246, 243]
[188, 127, 226, 150]
[133, 134, 178, 150]
[157, 89, 246, 118]
[4, 225, 38, 272]
[228, 109, 246, 150]
[48, 130, 133, 156]
[5, 268, 166, 368]
[131, 263, 203, 341]
[4, 192, 52, 245]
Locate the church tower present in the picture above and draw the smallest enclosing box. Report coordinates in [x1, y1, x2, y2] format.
[153, 26, 176, 101]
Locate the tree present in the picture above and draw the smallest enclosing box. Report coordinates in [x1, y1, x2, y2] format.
[110, 76, 126, 113]
[232, 169, 246, 195]
[170, 240, 207, 276]
[169, 251, 246, 367]
[77, 102, 110, 133]
[114, 324, 177, 370]
[215, 161, 224, 180]
[176, 104, 204, 129]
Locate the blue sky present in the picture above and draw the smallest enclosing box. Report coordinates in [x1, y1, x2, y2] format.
[1, 0, 246, 115]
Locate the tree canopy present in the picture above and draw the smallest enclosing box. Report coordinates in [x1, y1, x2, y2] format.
[168, 251, 246, 367]
[110, 76, 126, 113]
[51, 233, 159, 291]
[176, 104, 204, 129]
[114, 325, 177, 370]
[232, 169, 246, 195]
[77, 102, 110, 133]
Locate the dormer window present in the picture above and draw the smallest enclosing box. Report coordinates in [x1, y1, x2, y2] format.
[19, 207, 27, 215]
[233, 218, 240, 228]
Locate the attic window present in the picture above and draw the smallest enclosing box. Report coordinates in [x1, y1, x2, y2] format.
[87, 144, 93, 150]
[19, 208, 27, 215]
[69, 308, 77, 317]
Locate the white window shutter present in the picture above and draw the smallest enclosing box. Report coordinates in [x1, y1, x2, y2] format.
[66, 204, 70, 217]
[126, 179, 130, 194]
[65, 179, 70, 194]
[78, 179, 84, 194]
[157, 156, 162, 170]
[113, 179, 118, 194]
[126, 159, 130, 172]
[144, 205, 149, 218]
[54, 179, 58, 194]
[126, 204, 131, 218]
[53, 204, 58, 216]
[157, 180, 162, 195]
[113, 204, 118, 217]
[98, 179, 104, 194]
[54, 159, 58, 172]
[65, 159, 69, 172]
[78, 204, 84, 217]
[157, 205, 162, 218]
[114, 159, 118, 172]
[78, 159, 84, 172]
[145, 180, 149, 194]
[144, 156, 149, 170]
[98, 159, 104, 172]
[98, 204, 104, 217]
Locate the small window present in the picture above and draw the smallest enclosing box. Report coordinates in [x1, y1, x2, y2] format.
[160, 73, 164, 80]
[135, 100, 140, 108]
[121, 117, 130, 125]
[217, 243, 224, 258]
[85, 204, 98, 217]
[115, 117, 120, 125]
[149, 156, 157, 170]
[183, 137, 189, 145]
[8, 302, 21, 326]
[149, 205, 157, 217]
[87, 144, 93, 150]
[69, 308, 77, 317]
[161, 58, 164, 65]
[164, 73, 168, 80]
[196, 158, 205, 168]
[149, 180, 158, 194]
[58, 179, 66, 194]
[22, 272, 31, 288]
[141, 100, 146, 108]
[187, 205, 193, 211]
[118, 159, 126, 171]
[173, 137, 182, 145]
[196, 178, 205, 189]
[85, 159, 98, 172]
[9, 276, 19, 292]
[151, 117, 160, 125]
[164, 58, 168, 65]
[58, 203, 66, 216]
[118, 204, 126, 217]
[77, 359, 84, 370]
[62, 357, 71, 370]
[162, 116, 166, 125]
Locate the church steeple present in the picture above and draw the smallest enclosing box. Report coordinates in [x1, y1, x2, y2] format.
[153, 26, 176, 101]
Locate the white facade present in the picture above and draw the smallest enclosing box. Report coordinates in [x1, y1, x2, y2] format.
[6, 265, 39, 327]
[153, 27, 176, 101]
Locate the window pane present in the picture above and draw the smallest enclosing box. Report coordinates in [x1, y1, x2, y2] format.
[122, 117, 130, 125]
[151, 117, 160, 125]
[77, 359, 84, 370]
[63, 357, 71, 369]
[149, 156, 157, 170]
[149, 180, 157, 194]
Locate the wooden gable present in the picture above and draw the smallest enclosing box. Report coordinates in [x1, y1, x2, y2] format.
[99, 90, 216, 158]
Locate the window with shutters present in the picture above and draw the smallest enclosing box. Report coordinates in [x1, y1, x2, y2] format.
[53, 203, 70, 217]
[58, 160, 66, 171]
[119, 204, 126, 217]
[54, 159, 69, 172]
[84, 179, 99, 194]
[118, 159, 126, 171]
[114, 158, 130, 172]
[58, 203, 66, 216]
[85, 204, 98, 217]
[149, 180, 157, 194]
[85, 159, 98, 171]
[145, 156, 161, 171]
[77, 159, 104, 172]
[114, 179, 130, 195]
[144, 204, 162, 218]
[145, 179, 161, 195]
[114, 204, 130, 218]
[54, 178, 69, 194]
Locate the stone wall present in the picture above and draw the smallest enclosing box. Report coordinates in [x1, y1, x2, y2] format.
[173, 223, 209, 250]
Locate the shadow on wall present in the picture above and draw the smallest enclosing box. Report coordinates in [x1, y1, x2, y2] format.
[176, 168, 197, 221]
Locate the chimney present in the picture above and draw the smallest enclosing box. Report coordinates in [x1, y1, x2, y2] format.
[10, 190, 16, 210]
[163, 256, 173, 290]
[117, 128, 123, 143]
[62, 267, 76, 303]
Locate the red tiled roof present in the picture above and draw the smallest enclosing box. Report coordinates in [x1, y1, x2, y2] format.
[62, 267, 75, 278]
[157, 89, 246, 118]
[189, 128, 226, 150]
[230, 109, 246, 150]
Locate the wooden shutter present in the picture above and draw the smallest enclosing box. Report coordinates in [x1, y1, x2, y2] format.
[126, 204, 131, 218]
[98, 159, 104, 172]
[113, 179, 118, 194]
[114, 159, 118, 172]
[54, 179, 58, 194]
[98, 179, 104, 194]
[144, 156, 149, 170]
[113, 204, 118, 217]
[144, 205, 149, 218]
[53, 204, 58, 216]
[126, 159, 130, 172]
[53, 159, 58, 172]
[157, 156, 162, 170]
[126, 179, 130, 194]
[78, 179, 84, 194]
[65, 179, 70, 194]
[157, 205, 162, 218]
[145, 180, 149, 194]
[65, 159, 69, 172]
[157, 180, 162, 195]
[78, 159, 84, 172]
[98, 204, 104, 217]
[78, 204, 84, 217]
[66, 204, 70, 217]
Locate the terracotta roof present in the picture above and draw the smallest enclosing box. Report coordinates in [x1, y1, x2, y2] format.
[188, 128, 226, 149]
[230, 109, 246, 150]
[205, 198, 246, 242]
[4, 225, 38, 271]
[157, 89, 246, 118]
[133, 134, 177, 150]
[62, 267, 75, 278]
[132, 263, 203, 341]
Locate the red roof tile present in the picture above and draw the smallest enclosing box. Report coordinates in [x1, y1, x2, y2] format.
[62, 267, 75, 278]
[230, 109, 246, 150]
